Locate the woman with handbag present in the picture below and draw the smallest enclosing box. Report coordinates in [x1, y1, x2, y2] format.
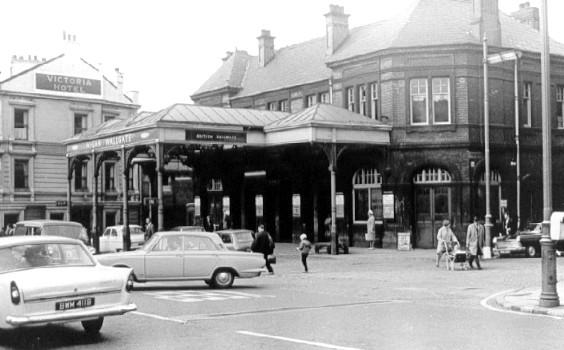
[251, 224, 275, 275]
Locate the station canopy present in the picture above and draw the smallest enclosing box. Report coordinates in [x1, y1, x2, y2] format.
[64, 103, 390, 156]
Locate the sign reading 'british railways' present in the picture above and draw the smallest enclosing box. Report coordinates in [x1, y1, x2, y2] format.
[185, 130, 246, 143]
[36, 73, 101, 95]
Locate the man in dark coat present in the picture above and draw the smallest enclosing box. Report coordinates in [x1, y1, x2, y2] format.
[251, 224, 274, 274]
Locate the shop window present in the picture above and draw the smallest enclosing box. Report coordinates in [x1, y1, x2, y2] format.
[352, 169, 383, 223]
[74, 160, 88, 191]
[432, 78, 450, 124]
[410, 79, 428, 124]
[557, 86, 563, 129]
[319, 92, 330, 104]
[14, 159, 29, 190]
[370, 82, 379, 120]
[346, 87, 355, 112]
[359, 85, 367, 116]
[74, 113, 88, 135]
[14, 109, 28, 140]
[104, 162, 116, 191]
[522, 82, 532, 128]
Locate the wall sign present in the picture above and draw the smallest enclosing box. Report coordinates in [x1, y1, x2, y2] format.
[36, 73, 101, 95]
[194, 196, 201, 217]
[383, 192, 395, 219]
[255, 195, 263, 217]
[336, 193, 345, 218]
[185, 129, 246, 144]
[292, 194, 301, 218]
[67, 129, 157, 155]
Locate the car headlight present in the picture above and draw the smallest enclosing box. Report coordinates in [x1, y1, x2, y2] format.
[10, 281, 21, 305]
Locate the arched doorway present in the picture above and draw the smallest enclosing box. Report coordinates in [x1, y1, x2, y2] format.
[414, 168, 452, 248]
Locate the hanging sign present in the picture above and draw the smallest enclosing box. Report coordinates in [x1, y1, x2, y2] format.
[255, 195, 263, 217]
[292, 194, 301, 218]
[336, 193, 345, 218]
[383, 192, 395, 219]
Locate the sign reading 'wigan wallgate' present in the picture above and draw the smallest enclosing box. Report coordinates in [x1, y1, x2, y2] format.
[36, 73, 101, 95]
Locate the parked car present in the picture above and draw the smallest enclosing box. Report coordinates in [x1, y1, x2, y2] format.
[96, 231, 265, 288]
[493, 222, 564, 258]
[0, 236, 136, 334]
[170, 226, 204, 232]
[13, 220, 95, 254]
[99, 225, 145, 253]
[216, 229, 254, 252]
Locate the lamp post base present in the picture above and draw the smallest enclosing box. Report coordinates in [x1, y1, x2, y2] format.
[539, 233, 559, 308]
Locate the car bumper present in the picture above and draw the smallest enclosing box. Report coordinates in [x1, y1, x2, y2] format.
[493, 246, 526, 255]
[238, 268, 266, 278]
[6, 303, 137, 326]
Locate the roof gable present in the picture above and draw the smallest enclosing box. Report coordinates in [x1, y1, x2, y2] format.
[0, 53, 135, 105]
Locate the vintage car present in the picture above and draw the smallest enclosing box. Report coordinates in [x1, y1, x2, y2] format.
[13, 220, 95, 254]
[96, 231, 265, 288]
[99, 225, 146, 253]
[216, 229, 254, 252]
[0, 236, 136, 334]
[493, 222, 564, 258]
[169, 226, 205, 232]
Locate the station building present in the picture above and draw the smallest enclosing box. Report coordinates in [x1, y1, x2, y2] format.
[190, 0, 564, 248]
[0, 45, 139, 231]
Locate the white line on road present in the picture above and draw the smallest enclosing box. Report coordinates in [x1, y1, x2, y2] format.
[480, 289, 563, 320]
[130, 311, 186, 324]
[237, 330, 364, 350]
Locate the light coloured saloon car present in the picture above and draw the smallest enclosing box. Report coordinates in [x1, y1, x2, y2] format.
[99, 225, 146, 253]
[96, 231, 266, 288]
[0, 236, 136, 335]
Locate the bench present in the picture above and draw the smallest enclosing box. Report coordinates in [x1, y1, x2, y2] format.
[314, 242, 349, 254]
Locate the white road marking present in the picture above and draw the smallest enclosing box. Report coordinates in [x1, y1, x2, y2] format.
[237, 330, 364, 350]
[144, 290, 275, 303]
[130, 311, 186, 324]
[480, 289, 563, 320]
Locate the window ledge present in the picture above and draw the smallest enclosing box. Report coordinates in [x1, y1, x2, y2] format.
[406, 124, 456, 133]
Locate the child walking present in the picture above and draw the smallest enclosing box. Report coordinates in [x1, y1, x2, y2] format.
[296, 233, 312, 273]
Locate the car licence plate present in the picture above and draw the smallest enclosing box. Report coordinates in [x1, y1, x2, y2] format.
[55, 297, 95, 311]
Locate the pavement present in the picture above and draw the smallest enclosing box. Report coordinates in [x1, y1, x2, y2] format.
[276, 242, 564, 317]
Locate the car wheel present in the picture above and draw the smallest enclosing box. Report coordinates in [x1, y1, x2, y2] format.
[527, 246, 538, 258]
[82, 317, 104, 335]
[211, 269, 234, 289]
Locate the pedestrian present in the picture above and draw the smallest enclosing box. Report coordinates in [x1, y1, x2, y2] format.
[435, 219, 459, 268]
[366, 209, 376, 249]
[251, 224, 275, 274]
[7, 224, 15, 236]
[144, 217, 154, 240]
[204, 215, 214, 232]
[466, 216, 484, 270]
[503, 211, 513, 237]
[296, 233, 312, 273]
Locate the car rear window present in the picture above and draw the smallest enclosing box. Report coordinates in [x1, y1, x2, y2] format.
[0, 243, 94, 273]
[234, 232, 254, 242]
[43, 225, 82, 239]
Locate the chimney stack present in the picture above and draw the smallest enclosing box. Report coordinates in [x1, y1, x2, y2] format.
[10, 54, 43, 76]
[325, 5, 349, 55]
[257, 30, 275, 67]
[473, 0, 501, 46]
[511, 2, 539, 30]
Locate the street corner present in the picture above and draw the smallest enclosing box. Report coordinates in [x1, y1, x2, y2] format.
[487, 286, 564, 318]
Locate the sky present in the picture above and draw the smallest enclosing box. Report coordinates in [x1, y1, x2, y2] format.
[1, 0, 563, 112]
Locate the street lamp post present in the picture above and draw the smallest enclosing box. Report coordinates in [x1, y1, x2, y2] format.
[482, 34, 493, 259]
[539, 0, 559, 308]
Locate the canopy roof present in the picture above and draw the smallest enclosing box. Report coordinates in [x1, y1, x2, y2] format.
[64, 103, 390, 156]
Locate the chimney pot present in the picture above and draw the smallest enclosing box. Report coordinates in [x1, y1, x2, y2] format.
[511, 2, 539, 30]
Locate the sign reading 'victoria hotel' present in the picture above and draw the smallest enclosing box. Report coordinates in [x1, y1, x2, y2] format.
[36, 73, 101, 95]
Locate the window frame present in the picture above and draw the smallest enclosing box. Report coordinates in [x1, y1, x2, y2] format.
[431, 77, 451, 124]
[104, 162, 116, 192]
[319, 92, 330, 104]
[557, 86, 564, 129]
[73, 113, 88, 135]
[346, 87, 355, 112]
[278, 99, 288, 112]
[370, 82, 379, 120]
[410, 78, 429, 125]
[14, 108, 29, 140]
[14, 159, 29, 191]
[305, 94, 316, 108]
[266, 102, 277, 111]
[359, 85, 367, 116]
[352, 169, 383, 224]
[74, 160, 88, 192]
[523, 82, 532, 128]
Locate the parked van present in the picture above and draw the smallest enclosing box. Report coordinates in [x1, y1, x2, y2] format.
[13, 220, 90, 245]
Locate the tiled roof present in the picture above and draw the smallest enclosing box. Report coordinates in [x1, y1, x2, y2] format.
[192, 50, 251, 95]
[193, 0, 564, 98]
[265, 103, 391, 131]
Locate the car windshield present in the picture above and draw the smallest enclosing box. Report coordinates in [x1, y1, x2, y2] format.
[142, 234, 161, 251]
[0, 242, 94, 273]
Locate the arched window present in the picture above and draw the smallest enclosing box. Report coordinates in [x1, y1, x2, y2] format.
[352, 169, 382, 222]
[413, 168, 452, 184]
